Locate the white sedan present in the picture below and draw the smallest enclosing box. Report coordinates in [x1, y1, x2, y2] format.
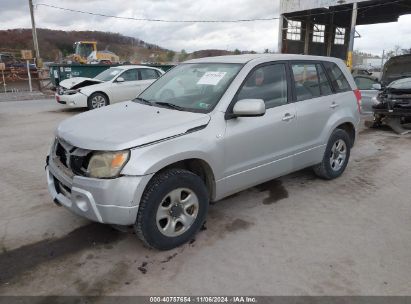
[55, 65, 164, 110]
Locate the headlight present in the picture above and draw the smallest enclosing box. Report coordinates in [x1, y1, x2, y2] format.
[87, 150, 130, 178]
[65, 89, 81, 95]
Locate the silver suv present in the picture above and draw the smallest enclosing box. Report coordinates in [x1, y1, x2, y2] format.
[46, 54, 361, 250]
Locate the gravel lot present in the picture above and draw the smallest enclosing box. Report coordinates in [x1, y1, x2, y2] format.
[0, 99, 410, 296]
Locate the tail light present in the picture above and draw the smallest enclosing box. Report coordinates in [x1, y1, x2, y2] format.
[353, 89, 362, 113]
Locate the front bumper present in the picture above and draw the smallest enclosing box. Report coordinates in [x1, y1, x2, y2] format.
[46, 156, 153, 225]
[55, 92, 88, 108]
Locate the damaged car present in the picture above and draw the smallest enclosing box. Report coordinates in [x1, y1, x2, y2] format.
[373, 78, 411, 134]
[55, 65, 164, 110]
[46, 54, 360, 250]
[372, 54, 411, 134]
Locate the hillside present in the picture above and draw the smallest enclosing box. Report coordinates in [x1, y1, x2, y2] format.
[0, 28, 255, 63]
[0, 28, 170, 63]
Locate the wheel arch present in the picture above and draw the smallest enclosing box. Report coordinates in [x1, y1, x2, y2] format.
[335, 122, 356, 147]
[88, 91, 110, 104]
[145, 158, 216, 202]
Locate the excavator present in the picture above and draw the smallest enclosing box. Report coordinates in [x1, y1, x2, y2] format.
[69, 41, 119, 64]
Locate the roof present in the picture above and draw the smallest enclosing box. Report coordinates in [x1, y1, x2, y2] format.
[111, 65, 162, 70]
[185, 53, 343, 64]
[281, 0, 411, 26]
[280, 0, 370, 14]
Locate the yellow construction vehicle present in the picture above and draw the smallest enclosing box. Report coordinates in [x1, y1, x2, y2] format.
[70, 41, 119, 64]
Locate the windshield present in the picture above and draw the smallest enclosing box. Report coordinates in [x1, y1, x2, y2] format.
[135, 63, 243, 112]
[94, 68, 123, 82]
[75, 43, 94, 58]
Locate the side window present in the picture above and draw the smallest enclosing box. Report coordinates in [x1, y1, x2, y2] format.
[323, 62, 351, 92]
[237, 64, 288, 109]
[355, 76, 378, 90]
[317, 64, 333, 95]
[120, 69, 138, 81]
[140, 69, 160, 80]
[291, 63, 321, 101]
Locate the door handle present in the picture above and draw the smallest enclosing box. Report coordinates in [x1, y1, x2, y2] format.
[282, 113, 295, 121]
[330, 102, 339, 109]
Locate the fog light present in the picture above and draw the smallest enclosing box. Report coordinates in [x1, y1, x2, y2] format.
[75, 196, 89, 212]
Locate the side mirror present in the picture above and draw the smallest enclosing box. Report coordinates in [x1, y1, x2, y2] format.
[232, 99, 266, 118]
[372, 83, 382, 90]
[116, 77, 125, 83]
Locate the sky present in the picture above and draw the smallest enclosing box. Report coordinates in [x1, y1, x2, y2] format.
[0, 0, 411, 55]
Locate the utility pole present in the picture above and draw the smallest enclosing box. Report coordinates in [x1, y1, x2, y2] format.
[28, 0, 42, 67]
[347, 2, 358, 70]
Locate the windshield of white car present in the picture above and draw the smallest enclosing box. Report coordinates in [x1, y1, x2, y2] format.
[94, 68, 123, 82]
[135, 63, 243, 113]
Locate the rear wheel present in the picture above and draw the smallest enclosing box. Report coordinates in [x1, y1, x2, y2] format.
[313, 129, 351, 180]
[135, 169, 209, 250]
[87, 92, 108, 110]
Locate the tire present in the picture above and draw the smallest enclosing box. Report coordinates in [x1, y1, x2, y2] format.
[135, 169, 209, 250]
[313, 129, 351, 180]
[87, 92, 108, 110]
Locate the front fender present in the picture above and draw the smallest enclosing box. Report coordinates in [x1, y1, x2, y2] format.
[121, 130, 223, 180]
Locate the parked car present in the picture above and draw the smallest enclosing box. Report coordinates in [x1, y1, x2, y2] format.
[46, 54, 361, 250]
[365, 54, 411, 134]
[55, 65, 164, 110]
[353, 75, 381, 114]
[352, 67, 374, 77]
[373, 77, 411, 134]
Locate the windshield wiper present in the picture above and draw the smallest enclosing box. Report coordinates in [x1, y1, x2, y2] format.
[153, 101, 185, 111]
[134, 97, 153, 106]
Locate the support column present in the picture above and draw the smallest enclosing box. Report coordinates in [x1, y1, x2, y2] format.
[277, 15, 284, 53]
[347, 2, 358, 69]
[326, 12, 334, 57]
[304, 15, 311, 55]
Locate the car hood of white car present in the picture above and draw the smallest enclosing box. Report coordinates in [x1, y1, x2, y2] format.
[56, 101, 211, 151]
[59, 77, 104, 89]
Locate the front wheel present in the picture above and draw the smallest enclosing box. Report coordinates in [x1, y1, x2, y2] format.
[135, 169, 209, 250]
[313, 129, 351, 180]
[87, 92, 108, 110]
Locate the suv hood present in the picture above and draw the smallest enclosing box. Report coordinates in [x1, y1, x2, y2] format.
[59, 77, 104, 89]
[56, 101, 211, 151]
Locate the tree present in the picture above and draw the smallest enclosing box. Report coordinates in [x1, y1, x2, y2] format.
[401, 48, 411, 55]
[178, 49, 188, 62]
[264, 49, 270, 54]
[166, 50, 175, 62]
[394, 45, 402, 56]
[233, 49, 241, 55]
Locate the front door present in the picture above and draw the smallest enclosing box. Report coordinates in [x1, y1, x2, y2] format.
[222, 63, 297, 195]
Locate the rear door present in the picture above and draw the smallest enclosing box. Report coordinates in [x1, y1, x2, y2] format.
[136, 68, 162, 96]
[222, 62, 298, 194]
[109, 68, 139, 102]
[290, 61, 335, 169]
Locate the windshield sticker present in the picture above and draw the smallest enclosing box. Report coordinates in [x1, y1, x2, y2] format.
[197, 72, 227, 85]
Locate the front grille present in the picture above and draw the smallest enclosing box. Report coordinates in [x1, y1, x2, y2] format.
[53, 138, 91, 176]
[55, 142, 69, 168]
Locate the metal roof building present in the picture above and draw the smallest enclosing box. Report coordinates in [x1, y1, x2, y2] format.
[278, 0, 411, 67]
